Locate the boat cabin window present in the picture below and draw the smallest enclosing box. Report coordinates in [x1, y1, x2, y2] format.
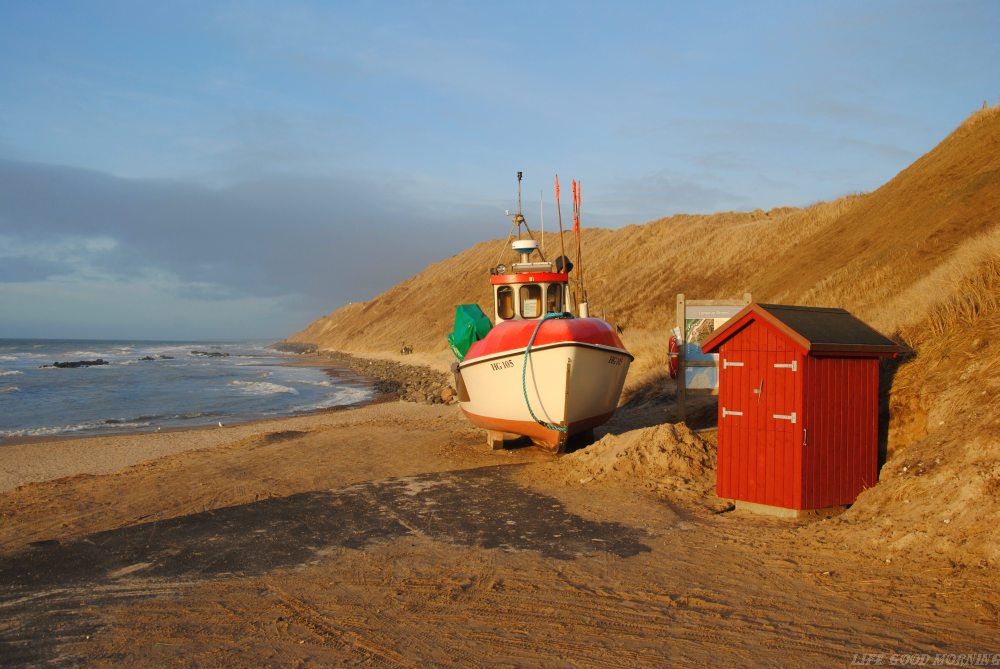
[497, 286, 515, 320]
[546, 283, 563, 314]
[519, 284, 542, 319]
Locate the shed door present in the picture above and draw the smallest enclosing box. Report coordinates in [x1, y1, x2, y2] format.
[719, 350, 801, 507]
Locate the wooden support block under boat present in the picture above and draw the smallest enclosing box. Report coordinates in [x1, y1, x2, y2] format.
[487, 430, 506, 450]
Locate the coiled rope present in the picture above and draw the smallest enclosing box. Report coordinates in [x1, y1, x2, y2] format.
[522, 312, 573, 432]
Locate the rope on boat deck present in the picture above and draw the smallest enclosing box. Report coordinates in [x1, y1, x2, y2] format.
[522, 312, 573, 432]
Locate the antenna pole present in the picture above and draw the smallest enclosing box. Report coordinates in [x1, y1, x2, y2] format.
[516, 171, 523, 216]
[555, 175, 568, 273]
[576, 180, 585, 303]
[540, 189, 545, 255]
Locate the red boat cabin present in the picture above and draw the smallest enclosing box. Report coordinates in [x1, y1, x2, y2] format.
[489, 239, 570, 323]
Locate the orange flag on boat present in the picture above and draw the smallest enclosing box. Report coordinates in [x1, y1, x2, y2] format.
[572, 180, 580, 234]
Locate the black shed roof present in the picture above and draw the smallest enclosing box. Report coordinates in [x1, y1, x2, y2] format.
[701, 303, 901, 355]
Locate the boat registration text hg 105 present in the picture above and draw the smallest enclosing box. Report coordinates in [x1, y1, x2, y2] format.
[490, 359, 516, 372]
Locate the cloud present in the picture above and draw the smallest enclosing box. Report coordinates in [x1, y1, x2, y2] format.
[0, 256, 64, 283]
[0, 158, 495, 337]
[0, 277, 297, 340]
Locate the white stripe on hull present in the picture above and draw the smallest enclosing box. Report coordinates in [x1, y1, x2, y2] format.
[459, 343, 631, 429]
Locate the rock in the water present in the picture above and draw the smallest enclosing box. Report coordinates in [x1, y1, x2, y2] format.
[46, 359, 109, 369]
[191, 350, 230, 357]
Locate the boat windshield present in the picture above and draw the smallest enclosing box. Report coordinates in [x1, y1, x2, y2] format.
[546, 283, 563, 314]
[497, 286, 514, 320]
[519, 284, 542, 318]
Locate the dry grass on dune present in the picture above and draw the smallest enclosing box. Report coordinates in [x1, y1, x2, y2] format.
[817, 240, 1000, 567]
[293, 108, 999, 357]
[293, 105, 1000, 407]
[290, 104, 1000, 413]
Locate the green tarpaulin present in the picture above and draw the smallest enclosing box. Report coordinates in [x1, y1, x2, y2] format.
[447, 304, 492, 360]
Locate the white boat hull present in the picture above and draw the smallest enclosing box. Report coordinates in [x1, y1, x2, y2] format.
[456, 341, 631, 451]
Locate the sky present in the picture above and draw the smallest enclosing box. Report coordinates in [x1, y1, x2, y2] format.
[1, 1, 998, 340]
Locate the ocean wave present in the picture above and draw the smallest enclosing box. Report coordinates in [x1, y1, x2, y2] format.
[0, 370, 23, 376]
[295, 386, 372, 411]
[227, 380, 299, 395]
[0, 419, 152, 438]
[0, 355, 18, 361]
[142, 346, 195, 357]
[0, 386, 19, 394]
[297, 378, 333, 387]
[170, 411, 221, 420]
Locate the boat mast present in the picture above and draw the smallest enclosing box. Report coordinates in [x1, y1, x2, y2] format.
[540, 189, 545, 255]
[516, 170, 523, 240]
[573, 179, 588, 318]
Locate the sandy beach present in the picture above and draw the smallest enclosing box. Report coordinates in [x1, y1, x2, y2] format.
[3, 7, 998, 666]
[2, 380, 998, 667]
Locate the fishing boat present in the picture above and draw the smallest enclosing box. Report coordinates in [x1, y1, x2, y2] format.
[448, 173, 633, 452]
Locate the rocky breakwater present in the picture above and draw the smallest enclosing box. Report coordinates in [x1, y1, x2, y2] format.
[271, 341, 318, 354]
[321, 352, 454, 405]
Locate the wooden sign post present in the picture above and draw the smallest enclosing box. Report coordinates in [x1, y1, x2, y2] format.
[675, 292, 752, 423]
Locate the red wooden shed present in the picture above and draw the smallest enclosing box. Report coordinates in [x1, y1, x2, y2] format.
[700, 304, 900, 514]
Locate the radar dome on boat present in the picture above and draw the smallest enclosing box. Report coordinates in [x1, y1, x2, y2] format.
[511, 239, 538, 253]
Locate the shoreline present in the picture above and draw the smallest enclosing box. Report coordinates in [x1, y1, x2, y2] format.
[0, 354, 371, 448]
[0, 350, 454, 493]
[0, 350, 454, 449]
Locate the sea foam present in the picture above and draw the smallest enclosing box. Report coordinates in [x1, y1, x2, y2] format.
[296, 386, 372, 411]
[0, 419, 152, 438]
[228, 380, 299, 395]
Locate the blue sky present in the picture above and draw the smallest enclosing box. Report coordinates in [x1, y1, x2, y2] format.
[1, 1, 998, 339]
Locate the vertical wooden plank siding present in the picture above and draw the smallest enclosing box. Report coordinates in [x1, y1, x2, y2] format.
[715, 316, 881, 510]
[862, 359, 879, 490]
[716, 320, 807, 508]
[803, 356, 879, 507]
[717, 338, 732, 499]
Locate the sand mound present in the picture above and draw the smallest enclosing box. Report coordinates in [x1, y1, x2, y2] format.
[560, 424, 718, 504]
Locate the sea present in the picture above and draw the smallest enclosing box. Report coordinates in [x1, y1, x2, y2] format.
[0, 339, 372, 441]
